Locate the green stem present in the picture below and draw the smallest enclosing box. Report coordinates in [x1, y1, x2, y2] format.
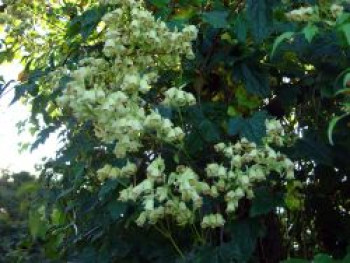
[192, 223, 205, 245]
[154, 224, 185, 260]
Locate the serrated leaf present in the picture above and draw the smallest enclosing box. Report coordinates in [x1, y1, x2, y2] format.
[271, 32, 294, 58]
[228, 112, 267, 144]
[31, 124, 59, 151]
[303, 23, 318, 43]
[241, 64, 270, 97]
[246, 0, 271, 42]
[228, 117, 244, 136]
[233, 14, 247, 43]
[202, 11, 229, 29]
[67, 7, 105, 40]
[241, 111, 267, 144]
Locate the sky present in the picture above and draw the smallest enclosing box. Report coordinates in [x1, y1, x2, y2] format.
[0, 62, 59, 174]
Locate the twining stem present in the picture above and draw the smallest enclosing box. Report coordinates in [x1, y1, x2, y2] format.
[192, 223, 205, 245]
[154, 224, 185, 259]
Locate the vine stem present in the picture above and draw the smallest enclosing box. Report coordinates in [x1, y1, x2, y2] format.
[154, 224, 185, 260]
[192, 223, 205, 245]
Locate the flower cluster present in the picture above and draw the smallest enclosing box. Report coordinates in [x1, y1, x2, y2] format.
[163, 87, 196, 107]
[286, 6, 316, 22]
[57, 0, 295, 230]
[330, 4, 344, 18]
[57, 0, 198, 159]
[97, 161, 137, 181]
[201, 214, 226, 229]
[286, 4, 344, 22]
[116, 119, 294, 228]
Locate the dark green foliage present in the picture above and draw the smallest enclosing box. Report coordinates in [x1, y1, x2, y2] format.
[239, 64, 270, 97]
[66, 6, 106, 40]
[202, 11, 229, 29]
[228, 111, 267, 144]
[0, 170, 47, 262]
[246, 0, 272, 42]
[250, 187, 284, 217]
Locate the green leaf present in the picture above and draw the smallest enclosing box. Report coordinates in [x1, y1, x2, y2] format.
[171, 7, 196, 22]
[29, 206, 47, 239]
[303, 23, 318, 43]
[199, 119, 221, 142]
[233, 14, 247, 43]
[241, 111, 267, 144]
[227, 105, 240, 117]
[107, 201, 128, 220]
[342, 72, 350, 89]
[294, 137, 333, 165]
[341, 23, 350, 45]
[221, 219, 265, 262]
[334, 88, 350, 96]
[228, 111, 267, 144]
[246, 0, 271, 42]
[328, 114, 349, 145]
[31, 124, 60, 151]
[155, 105, 173, 119]
[285, 181, 304, 211]
[202, 11, 229, 29]
[250, 187, 284, 217]
[336, 13, 350, 26]
[185, 130, 204, 155]
[67, 7, 105, 40]
[98, 179, 119, 200]
[228, 117, 244, 136]
[241, 64, 270, 97]
[51, 208, 64, 225]
[11, 83, 37, 105]
[81, 9, 102, 39]
[271, 32, 294, 58]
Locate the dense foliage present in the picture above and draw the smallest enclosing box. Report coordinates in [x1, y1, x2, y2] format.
[0, 170, 47, 262]
[1, 0, 350, 262]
